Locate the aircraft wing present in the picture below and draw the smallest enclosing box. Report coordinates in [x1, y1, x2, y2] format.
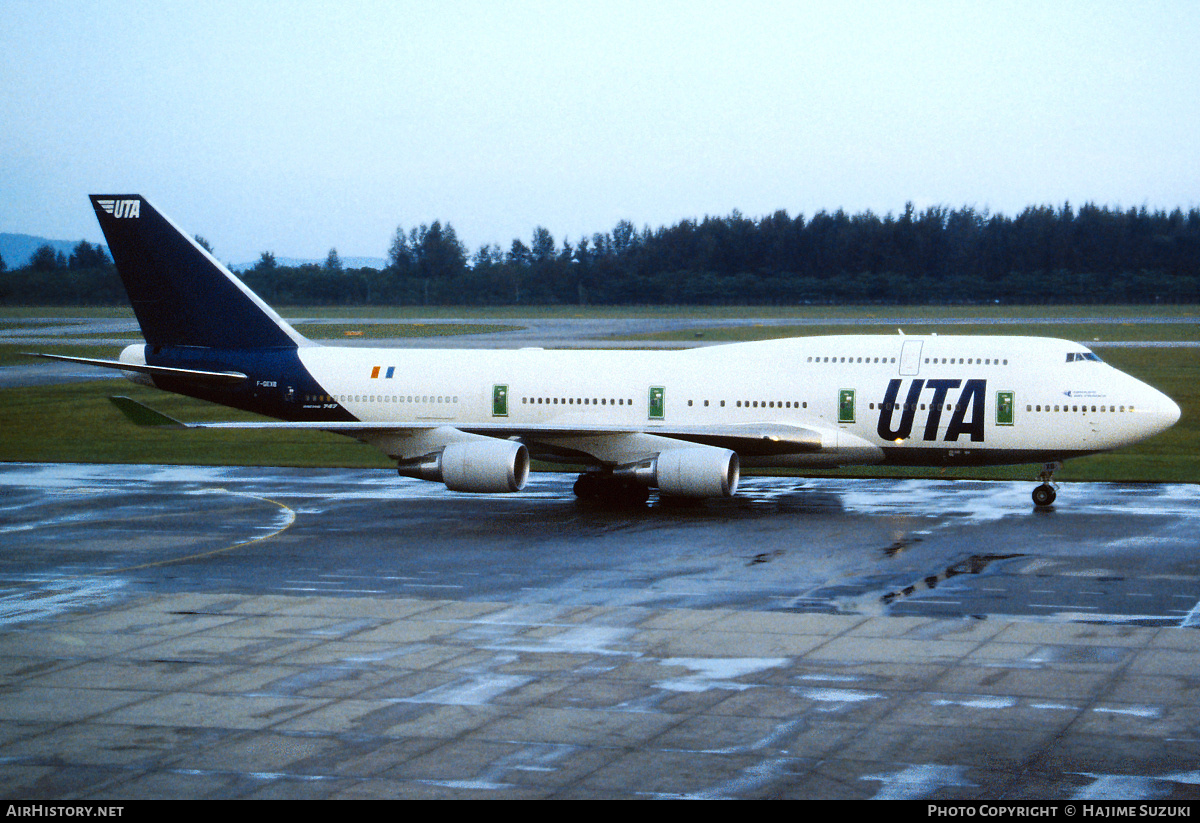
[187, 419, 824, 457]
[480, 421, 823, 457]
[109, 396, 827, 459]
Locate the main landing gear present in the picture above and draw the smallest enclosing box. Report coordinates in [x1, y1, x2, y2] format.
[573, 471, 650, 505]
[1032, 462, 1061, 508]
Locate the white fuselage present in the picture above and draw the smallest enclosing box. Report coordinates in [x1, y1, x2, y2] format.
[296, 334, 1180, 470]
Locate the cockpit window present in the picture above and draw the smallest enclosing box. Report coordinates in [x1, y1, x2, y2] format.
[1066, 352, 1103, 363]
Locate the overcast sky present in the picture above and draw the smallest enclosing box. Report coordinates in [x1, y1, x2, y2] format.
[3, 1, 1198, 263]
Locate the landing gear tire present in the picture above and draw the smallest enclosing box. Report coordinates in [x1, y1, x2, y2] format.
[574, 472, 649, 506]
[1032, 461, 1062, 509]
[573, 472, 602, 498]
[1032, 484, 1056, 507]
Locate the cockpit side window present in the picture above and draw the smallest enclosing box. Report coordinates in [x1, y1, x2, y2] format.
[1066, 352, 1103, 363]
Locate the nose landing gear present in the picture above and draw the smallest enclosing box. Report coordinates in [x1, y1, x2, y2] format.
[1033, 462, 1061, 508]
[1032, 483, 1056, 507]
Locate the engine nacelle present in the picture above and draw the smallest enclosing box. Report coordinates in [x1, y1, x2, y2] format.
[442, 440, 530, 493]
[398, 440, 530, 493]
[618, 446, 740, 498]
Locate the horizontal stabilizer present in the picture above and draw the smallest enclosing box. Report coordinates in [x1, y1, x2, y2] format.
[109, 396, 186, 428]
[24, 352, 247, 385]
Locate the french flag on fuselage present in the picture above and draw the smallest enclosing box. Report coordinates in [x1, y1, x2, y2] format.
[370, 366, 396, 378]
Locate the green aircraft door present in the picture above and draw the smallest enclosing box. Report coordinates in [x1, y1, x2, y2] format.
[996, 391, 1015, 426]
[838, 389, 856, 424]
[492, 384, 509, 417]
[648, 386, 665, 420]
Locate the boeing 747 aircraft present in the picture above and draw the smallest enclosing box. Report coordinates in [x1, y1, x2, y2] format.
[35, 195, 1181, 508]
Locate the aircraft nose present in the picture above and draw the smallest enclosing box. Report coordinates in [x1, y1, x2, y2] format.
[1109, 376, 1181, 448]
[1164, 396, 1182, 428]
[1144, 388, 1181, 437]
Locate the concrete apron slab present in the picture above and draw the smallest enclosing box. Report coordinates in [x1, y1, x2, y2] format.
[2, 592, 1200, 800]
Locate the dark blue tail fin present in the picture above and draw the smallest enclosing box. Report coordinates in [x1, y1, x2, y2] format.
[90, 195, 307, 349]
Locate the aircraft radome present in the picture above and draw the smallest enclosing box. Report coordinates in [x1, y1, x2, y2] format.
[32, 195, 1182, 509]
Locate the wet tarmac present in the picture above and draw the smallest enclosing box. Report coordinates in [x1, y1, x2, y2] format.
[2, 464, 1200, 799]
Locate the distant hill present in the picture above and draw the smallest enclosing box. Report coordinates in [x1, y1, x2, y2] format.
[229, 256, 387, 272]
[0, 233, 383, 272]
[0, 233, 105, 269]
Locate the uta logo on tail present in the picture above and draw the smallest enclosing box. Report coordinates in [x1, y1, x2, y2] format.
[96, 199, 140, 218]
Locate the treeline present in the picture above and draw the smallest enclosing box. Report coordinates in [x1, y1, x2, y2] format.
[4, 203, 1200, 306]
[0, 241, 126, 304]
[247, 202, 1200, 305]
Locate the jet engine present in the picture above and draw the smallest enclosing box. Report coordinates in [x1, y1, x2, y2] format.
[397, 440, 530, 493]
[617, 446, 740, 498]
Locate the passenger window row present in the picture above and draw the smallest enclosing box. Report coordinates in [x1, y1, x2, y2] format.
[925, 357, 1009, 365]
[522, 397, 632, 406]
[339, 394, 458, 404]
[686, 400, 810, 409]
[1027, 404, 1132, 413]
[805, 355, 1010, 366]
[808, 356, 895, 364]
[521, 397, 815, 411]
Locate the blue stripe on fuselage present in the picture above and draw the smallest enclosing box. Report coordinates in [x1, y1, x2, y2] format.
[143, 346, 356, 422]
